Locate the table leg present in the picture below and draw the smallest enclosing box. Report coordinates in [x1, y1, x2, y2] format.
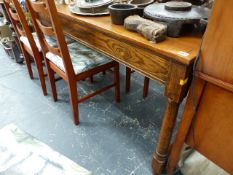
[150, 59, 193, 174]
[152, 98, 180, 174]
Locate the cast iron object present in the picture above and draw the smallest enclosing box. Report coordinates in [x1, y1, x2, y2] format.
[109, 4, 138, 25]
[144, 3, 210, 37]
[128, 0, 154, 16]
[165, 1, 192, 11]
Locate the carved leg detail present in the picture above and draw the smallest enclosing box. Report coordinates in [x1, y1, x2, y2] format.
[152, 99, 180, 175]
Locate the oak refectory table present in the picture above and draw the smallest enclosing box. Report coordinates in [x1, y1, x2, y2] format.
[42, 4, 202, 174]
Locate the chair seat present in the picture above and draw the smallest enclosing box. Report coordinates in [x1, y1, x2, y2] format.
[20, 32, 75, 52]
[46, 42, 111, 75]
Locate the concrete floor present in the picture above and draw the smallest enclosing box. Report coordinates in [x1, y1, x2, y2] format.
[0, 48, 182, 175]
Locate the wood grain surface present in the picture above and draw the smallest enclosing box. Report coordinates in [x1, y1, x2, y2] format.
[59, 14, 169, 83]
[56, 5, 201, 65]
[197, 0, 233, 87]
[186, 83, 233, 174]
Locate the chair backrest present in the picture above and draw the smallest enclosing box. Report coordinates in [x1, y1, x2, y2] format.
[197, 0, 233, 92]
[168, 1, 233, 174]
[169, 0, 233, 173]
[25, 0, 75, 78]
[4, 0, 40, 58]
[3, 0, 24, 37]
[186, 0, 233, 173]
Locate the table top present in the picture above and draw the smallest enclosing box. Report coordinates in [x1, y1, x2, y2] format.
[57, 4, 202, 65]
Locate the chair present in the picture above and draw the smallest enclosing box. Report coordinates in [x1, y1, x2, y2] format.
[125, 67, 150, 98]
[26, 0, 120, 125]
[167, 0, 233, 174]
[4, 0, 74, 95]
[3, 0, 47, 95]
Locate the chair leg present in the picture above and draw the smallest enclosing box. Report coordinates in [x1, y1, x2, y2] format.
[90, 75, 94, 83]
[125, 67, 131, 93]
[114, 62, 120, 103]
[45, 60, 57, 101]
[22, 48, 33, 79]
[143, 77, 150, 99]
[34, 53, 47, 96]
[68, 81, 79, 125]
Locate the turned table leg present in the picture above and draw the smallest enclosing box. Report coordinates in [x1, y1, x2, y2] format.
[150, 59, 193, 174]
[152, 99, 180, 174]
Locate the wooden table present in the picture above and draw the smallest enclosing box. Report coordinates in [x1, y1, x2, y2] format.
[50, 5, 201, 174]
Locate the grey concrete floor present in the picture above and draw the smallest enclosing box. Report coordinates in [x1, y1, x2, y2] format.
[0, 48, 182, 175]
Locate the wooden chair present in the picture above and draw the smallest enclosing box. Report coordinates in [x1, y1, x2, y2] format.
[3, 0, 75, 95]
[26, 0, 120, 125]
[126, 67, 150, 98]
[3, 0, 48, 95]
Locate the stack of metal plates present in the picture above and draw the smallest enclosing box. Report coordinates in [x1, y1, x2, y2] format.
[69, 0, 113, 16]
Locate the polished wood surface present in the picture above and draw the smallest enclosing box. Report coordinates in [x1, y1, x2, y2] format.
[40, 4, 202, 174]
[187, 83, 233, 174]
[53, 5, 201, 98]
[51, 5, 201, 86]
[168, 79, 233, 174]
[56, 5, 201, 65]
[168, 0, 233, 174]
[52, 12, 170, 84]
[197, 0, 233, 87]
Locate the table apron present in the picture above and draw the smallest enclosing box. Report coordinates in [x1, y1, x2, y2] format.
[58, 15, 169, 84]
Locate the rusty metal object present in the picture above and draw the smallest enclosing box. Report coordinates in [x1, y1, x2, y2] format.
[144, 3, 210, 37]
[165, 1, 192, 11]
